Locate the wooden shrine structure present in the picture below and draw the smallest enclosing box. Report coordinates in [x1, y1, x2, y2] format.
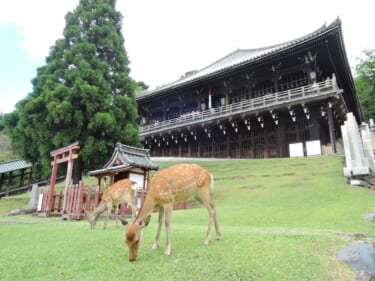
[0, 159, 33, 198]
[37, 141, 80, 217]
[37, 143, 161, 220]
[87, 142, 159, 210]
[136, 19, 364, 159]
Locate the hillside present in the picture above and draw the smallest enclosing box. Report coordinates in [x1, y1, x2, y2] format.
[0, 155, 374, 280]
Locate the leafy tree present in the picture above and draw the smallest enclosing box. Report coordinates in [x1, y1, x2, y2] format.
[355, 49, 375, 121]
[0, 113, 4, 132]
[4, 0, 140, 179]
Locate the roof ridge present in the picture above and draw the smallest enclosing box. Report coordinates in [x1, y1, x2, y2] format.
[138, 19, 341, 97]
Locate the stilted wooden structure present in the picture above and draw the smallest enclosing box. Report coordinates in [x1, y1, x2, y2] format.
[137, 19, 364, 159]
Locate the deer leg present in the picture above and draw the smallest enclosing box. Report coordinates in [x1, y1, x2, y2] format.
[196, 192, 215, 245]
[115, 205, 119, 229]
[164, 204, 173, 257]
[204, 204, 213, 245]
[203, 201, 221, 244]
[130, 203, 137, 220]
[103, 207, 109, 229]
[210, 201, 221, 241]
[152, 207, 164, 251]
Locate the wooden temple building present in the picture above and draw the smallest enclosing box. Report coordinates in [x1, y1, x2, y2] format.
[136, 19, 364, 159]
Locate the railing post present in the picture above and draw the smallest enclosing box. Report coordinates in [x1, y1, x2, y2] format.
[332, 73, 337, 90]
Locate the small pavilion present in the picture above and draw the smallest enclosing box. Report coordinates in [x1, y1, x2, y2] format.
[0, 159, 33, 198]
[88, 143, 158, 207]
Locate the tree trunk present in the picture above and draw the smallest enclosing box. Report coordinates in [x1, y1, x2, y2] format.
[73, 157, 83, 184]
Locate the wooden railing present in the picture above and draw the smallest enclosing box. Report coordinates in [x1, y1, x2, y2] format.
[140, 78, 339, 136]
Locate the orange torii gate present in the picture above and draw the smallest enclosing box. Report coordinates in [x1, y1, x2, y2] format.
[43, 142, 80, 216]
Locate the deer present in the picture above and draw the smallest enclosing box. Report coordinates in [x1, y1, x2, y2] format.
[124, 164, 221, 261]
[84, 178, 138, 229]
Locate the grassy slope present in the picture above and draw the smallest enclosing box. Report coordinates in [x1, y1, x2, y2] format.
[0, 156, 374, 280]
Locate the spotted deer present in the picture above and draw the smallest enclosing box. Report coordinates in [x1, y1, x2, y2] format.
[124, 164, 221, 261]
[85, 178, 138, 229]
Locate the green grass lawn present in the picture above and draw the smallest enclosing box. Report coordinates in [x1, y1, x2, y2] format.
[0, 156, 374, 280]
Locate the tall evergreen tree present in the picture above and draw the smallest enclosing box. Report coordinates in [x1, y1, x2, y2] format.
[4, 0, 140, 179]
[355, 49, 375, 121]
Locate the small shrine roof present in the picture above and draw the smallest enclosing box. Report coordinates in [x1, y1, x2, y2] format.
[0, 159, 32, 174]
[88, 143, 158, 176]
[137, 18, 343, 101]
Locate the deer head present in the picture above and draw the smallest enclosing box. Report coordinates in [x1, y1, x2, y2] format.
[84, 209, 97, 229]
[124, 216, 151, 261]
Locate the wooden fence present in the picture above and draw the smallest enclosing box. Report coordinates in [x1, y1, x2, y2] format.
[37, 181, 187, 220]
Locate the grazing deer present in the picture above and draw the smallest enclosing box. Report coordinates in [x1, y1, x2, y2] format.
[85, 178, 138, 229]
[124, 164, 221, 261]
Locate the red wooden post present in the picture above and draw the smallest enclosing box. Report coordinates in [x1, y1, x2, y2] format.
[76, 181, 84, 220]
[46, 156, 58, 216]
[94, 186, 100, 208]
[67, 186, 73, 214]
[85, 187, 92, 211]
[57, 191, 63, 212]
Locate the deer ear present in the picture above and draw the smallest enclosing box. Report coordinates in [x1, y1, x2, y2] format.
[139, 215, 151, 229]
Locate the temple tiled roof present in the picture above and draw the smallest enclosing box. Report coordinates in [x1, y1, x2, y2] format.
[137, 18, 343, 100]
[88, 143, 158, 176]
[0, 159, 32, 174]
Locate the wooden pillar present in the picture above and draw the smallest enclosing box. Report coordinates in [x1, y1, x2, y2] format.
[264, 129, 270, 158]
[250, 131, 256, 158]
[226, 135, 230, 158]
[20, 169, 25, 187]
[46, 156, 58, 216]
[197, 140, 201, 157]
[239, 133, 243, 158]
[62, 150, 75, 213]
[277, 122, 286, 157]
[327, 105, 337, 153]
[0, 173, 4, 192]
[211, 138, 215, 158]
[5, 172, 11, 196]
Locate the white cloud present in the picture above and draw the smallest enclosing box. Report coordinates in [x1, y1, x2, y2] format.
[0, 0, 78, 60]
[0, 0, 374, 113]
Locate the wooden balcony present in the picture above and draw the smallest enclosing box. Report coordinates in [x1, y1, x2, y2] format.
[140, 78, 341, 137]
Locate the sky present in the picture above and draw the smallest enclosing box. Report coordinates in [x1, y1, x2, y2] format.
[0, 0, 374, 114]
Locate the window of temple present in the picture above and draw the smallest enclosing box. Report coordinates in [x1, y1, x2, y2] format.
[253, 80, 275, 98]
[286, 123, 297, 143]
[298, 119, 310, 141]
[229, 142, 239, 158]
[150, 111, 163, 124]
[167, 107, 180, 120]
[183, 102, 198, 114]
[214, 143, 227, 158]
[181, 143, 189, 157]
[213, 96, 226, 108]
[190, 143, 199, 157]
[253, 130, 265, 158]
[241, 140, 253, 158]
[171, 145, 179, 156]
[279, 71, 308, 91]
[201, 143, 212, 157]
[231, 87, 249, 103]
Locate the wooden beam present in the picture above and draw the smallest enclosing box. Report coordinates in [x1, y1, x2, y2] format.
[327, 104, 337, 153]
